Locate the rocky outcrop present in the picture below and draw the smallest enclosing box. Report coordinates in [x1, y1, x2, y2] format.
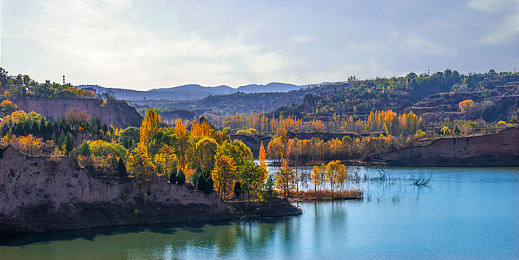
[12, 98, 143, 128]
[0, 146, 301, 236]
[376, 128, 519, 166]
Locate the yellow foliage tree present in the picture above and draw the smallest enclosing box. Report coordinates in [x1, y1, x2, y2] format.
[459, 99, 475, 113]
[0, 99, 17, 114]
[267, 137, 284, 162]
[195, 137, 218, 173]
[153, 145, 177, 178]
[127, 143, 156, 184]
[259, 141, 267, 172]
[175, 118, 188, 168]
[311, 164, 326, 195]
[326, 160, 347, 196]
[211, 152, 236, 199]
[191, 120, 212, 137]
[12, 134, 43, 156]
[140, 108, 161, 144]
[275, 154, 295, 198]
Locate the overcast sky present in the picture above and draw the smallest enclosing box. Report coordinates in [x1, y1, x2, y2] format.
[1, 0, 518, 90]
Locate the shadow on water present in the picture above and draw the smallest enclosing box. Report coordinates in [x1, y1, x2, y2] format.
[0, 217, 295, 248]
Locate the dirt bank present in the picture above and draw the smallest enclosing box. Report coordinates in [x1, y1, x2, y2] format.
[0, 146, 301, 236]
[12, 97, 142, 128]
[375, 128, 519, 166]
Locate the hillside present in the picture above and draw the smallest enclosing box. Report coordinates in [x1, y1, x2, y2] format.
[273, 70, 519, 123]
[128, 70, 519, 121]
[132, 82, 347, 117]
[405, 82, 519, 122]
[78, 82, 304, 101]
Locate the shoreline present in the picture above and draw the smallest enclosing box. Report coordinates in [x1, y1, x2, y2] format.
[0, 198, 302, 239]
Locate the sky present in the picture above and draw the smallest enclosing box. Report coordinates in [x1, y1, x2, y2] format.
[1, 0, 518, 90]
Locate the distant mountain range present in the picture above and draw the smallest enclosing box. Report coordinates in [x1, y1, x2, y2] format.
[77, 82, 309, 101]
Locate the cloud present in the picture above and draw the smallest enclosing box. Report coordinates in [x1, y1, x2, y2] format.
[403, 34, 450, 55]
[291, 35, 316, 43]
[481, 14, 519, 45]
[468, 0, 514, 12]
[11, 0, 291, 89]
[468, 0, 519, 45]
[2, 0, 518, 88]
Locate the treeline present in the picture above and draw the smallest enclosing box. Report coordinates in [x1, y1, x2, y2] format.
[222, 113, 305, 134]
[267, 133, 399, 163]
[0, 67, 95, 99]
[221, 110, 423, 136]
[0, 108, 117, 155]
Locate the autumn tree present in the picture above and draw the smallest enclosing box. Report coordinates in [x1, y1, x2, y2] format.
[211, 152, 236, 199]
[127, 143, 156, 184]
[140, 108, 161, 144]
[311, 164, 326, 196]
[325, 160, 347, 198]
[275, 155, 295, 198]
[190, 118, 212, 137]
[0, 99, 17, 114]
[174, 118, 188, 169]
[153, 145, 177, 178]
[267, 137, 284, 162]
[11, 134, 43, 156]
[259, 141, 267, 171]
[459, 99, 475, 113]
[216, 140, 252, 167]
[66, 107, 91, 130]
[195, 137, 218, 173]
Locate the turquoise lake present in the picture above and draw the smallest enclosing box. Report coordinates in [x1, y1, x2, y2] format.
[0, 167, 518, 259]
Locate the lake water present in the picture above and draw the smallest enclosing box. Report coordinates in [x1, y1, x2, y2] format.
[1, 167, 518, 259]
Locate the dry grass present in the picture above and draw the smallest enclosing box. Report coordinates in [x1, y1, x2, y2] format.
[291, 189, 363, 201]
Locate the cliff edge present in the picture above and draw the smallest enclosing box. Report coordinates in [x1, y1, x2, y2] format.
[12, 97, 143, 128]
[0, 146, 301, 236]
[376, 127, 519, 166]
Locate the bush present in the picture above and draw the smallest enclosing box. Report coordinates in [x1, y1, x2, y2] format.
[169, 166, 178, 184]
[117, 158, 127, 177]
[177, 169, 186, 184]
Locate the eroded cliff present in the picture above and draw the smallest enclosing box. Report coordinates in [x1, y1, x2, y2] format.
[376, 128, 519, 166]
[12, 98, 142, 128]
[0, 146, 300, 236]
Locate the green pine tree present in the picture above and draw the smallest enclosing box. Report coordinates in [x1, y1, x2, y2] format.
[169, 165, 178, 184]
[117, 158, 127, 177]
[177, 169, 186, 184]
[64, 132, 74, 155]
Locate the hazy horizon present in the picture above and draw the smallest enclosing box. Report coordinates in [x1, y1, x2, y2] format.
[1, 0, 518, 91]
